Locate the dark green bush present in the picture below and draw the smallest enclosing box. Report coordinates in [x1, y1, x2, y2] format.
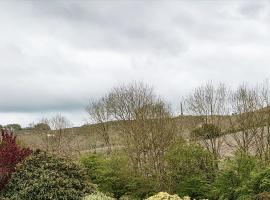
[2, 150, 95, 200]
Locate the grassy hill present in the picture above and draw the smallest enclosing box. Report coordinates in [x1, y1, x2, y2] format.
[14, 115, 226, 155]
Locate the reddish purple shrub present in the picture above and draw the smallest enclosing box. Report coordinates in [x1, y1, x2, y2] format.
[0, 129, 32, 190]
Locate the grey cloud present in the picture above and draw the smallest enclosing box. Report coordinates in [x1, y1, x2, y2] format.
[23, 1, 188, 54]
[0, 0, 270, 126]
[238, 1, 267, 18]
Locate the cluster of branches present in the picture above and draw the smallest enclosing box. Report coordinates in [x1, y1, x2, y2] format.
[31, 115, 82, 158]
[86, 82, 177, 187]
[185, 80, 270, 164]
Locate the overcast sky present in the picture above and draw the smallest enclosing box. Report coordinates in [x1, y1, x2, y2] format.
[1, 0, 270, 127]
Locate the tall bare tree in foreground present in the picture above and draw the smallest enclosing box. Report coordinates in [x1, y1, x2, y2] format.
[106, 82, 176, 186]
[86, 96, 112, 154]
[185, 82, 227, 160]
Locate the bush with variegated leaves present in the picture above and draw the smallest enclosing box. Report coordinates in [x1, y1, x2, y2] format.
[83, 191, 115, 200]
[145, 192, 190, 200]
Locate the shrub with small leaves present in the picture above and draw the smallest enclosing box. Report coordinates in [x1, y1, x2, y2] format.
[83, 191, 115, 200]
[119, 195, 138, 200]
[80, 153, 156, 199]
[2, 150, 95, 200]
[145, 192, 188, 200]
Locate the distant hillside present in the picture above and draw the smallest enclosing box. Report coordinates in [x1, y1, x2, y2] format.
[14, 115, 233, 155]
[17, 109, 270, 158]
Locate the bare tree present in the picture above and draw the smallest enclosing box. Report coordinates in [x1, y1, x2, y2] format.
[186, 82, 228, 124]
[228, 84, 260, 153]
[86, 96, 112, 154]
[35, 115, 80, 157]
[185, 82, 227, 159]
[251, 80, 270, 163]
[106, 82, 177, 187]
[35, 118, 51, 151]
[50, 115, 72, 154]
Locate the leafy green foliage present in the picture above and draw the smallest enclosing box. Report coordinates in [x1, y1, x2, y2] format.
[2, 150, 95, 200]
[210, 151, 259, 200]
[251, 168, 270, 195]
[80, 152, 156, 199]
[165, 140, 215, 199]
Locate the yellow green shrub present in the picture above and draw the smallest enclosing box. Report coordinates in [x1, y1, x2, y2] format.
[145, 192, 190, 200]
